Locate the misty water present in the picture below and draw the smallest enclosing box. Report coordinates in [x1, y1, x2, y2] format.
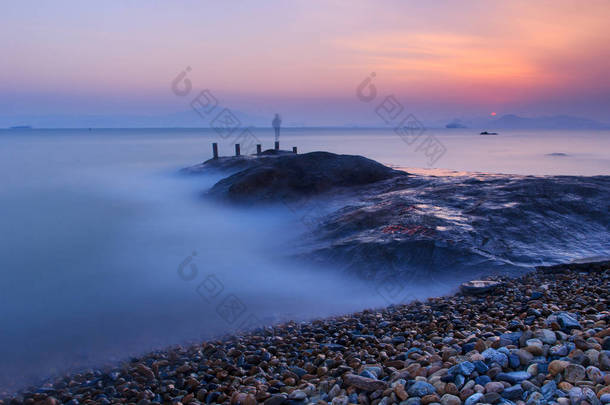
[1, 128, 609, 393]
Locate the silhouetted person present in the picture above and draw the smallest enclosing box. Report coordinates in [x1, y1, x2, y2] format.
[272, 113, 282, 142]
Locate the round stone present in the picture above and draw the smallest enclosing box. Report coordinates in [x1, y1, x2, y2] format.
[440, 394, 461, 405]
[548, 360, 569, 376]
[289, 390, 307, 400]
[564, 364, 585, 383]
[534, 329, 557, 345]
[484, 382, 504, 394]
[464, 392, 484, 405]
[408, 381, 437, 397]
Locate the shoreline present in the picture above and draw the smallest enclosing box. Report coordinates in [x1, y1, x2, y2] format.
[3, 260, 608, 404]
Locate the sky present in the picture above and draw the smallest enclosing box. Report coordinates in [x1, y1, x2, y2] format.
[1, 1, 609, 126]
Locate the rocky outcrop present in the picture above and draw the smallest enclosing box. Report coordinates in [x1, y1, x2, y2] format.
[183, 152, 610, 283]
[206, 152, 406, 203]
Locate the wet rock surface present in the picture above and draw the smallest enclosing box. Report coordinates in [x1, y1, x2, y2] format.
[3, 262, 608, 405]
[306, 173, 610, 282]
[184, 153, 610, 283]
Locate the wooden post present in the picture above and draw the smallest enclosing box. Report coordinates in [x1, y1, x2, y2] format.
[235, 144, 240, 156]
[274, 141, 279, 151]
[256, 144, 262, 155]
[212, 142, 218, 159]
[292, 146, 297, 154]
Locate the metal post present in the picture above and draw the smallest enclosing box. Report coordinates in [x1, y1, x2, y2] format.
[292, 146, 297, 154]
[274, 141, 279, 151]
[212, 143, 218, 159]
[235, 144, 240, 156]
[256, 144, 262, 155]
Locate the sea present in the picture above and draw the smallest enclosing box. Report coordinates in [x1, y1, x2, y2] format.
[0, 127, 609, 393]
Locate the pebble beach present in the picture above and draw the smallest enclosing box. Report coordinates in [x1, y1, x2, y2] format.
[4, 261, 609, 405]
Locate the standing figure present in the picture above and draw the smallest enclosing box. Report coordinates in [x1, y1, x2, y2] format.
[272, 113, 282, 142]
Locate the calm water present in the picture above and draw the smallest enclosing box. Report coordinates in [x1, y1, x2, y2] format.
[0, 128, 609, 393]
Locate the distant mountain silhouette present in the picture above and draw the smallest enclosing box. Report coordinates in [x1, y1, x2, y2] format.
[487, 114, 610, 130]
[445, 119, 467, 128]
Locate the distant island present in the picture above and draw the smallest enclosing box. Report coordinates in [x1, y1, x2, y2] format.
[9, 125, 33, 130]
[438, 114, 610, 131]
[487, 114, 610, 130]
[445, 119, 467, 128]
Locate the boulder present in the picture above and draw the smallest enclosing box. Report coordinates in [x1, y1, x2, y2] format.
[208, 151, 406, 202]
[460, 280, 503, 295]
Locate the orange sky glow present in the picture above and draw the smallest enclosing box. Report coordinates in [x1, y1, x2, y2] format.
[1, 0, 609, 123]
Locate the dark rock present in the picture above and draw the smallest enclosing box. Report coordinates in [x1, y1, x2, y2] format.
[564, 363, 585, 383]
[500, 332, 522, 346]
[447, 361, 475, 376]
[496, 372, 531, 384]
[541, 381, 556, 401]
[473, 360, 489, 374]
[465, 392, 484, 405]
[290, 366, 307, 378]
[320, 343, 346, 351]
[462, 343, 476, 353]
[454, 374, 465, 389]
[602, 337, 610, 351]
[501, 385, 524, 400]
[525, 391, 544, 405]
[475, 375, 491, 386]
[508, 353, 520, 369]
[549, 344, 569, 357]
[546, 312, 581, 332]
[521, 380, 539, 393]
[568, 387, 583, 404]
[483, 392, 501, 404]
[343, 374, 388, 392]
[583, 387, 601, 405]
[407, 381, 436, 397]
[206, 392, 221, 404]
[288, 390, 307, 400]
[534, 329, 556, 345]
[359, 369, 377, 379]
[392, 335, 406, 344]
[362, 366, 382, 378]
[207, 152, 405, 202]
[482, 348, 508, 368]
[264, 395, 288, 405]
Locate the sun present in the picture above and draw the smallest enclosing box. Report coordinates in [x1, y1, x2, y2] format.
[490, 112, 497, 116]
